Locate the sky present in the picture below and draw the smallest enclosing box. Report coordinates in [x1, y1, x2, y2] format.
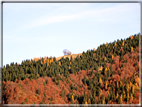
[2, 2, 140, 67]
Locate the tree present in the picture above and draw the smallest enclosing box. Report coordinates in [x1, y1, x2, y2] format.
[117, 94, 122, 104]
[88, 98, 91, 104]
[99, 77, 103, 87]
[83, 75, 87, 85]
[102, 95, 105, 104]
[58, 61, 61, 66]
[92, 97, 96, 104]
[61, 90, 64, 97]
[132, 85, 135, 94]
[118, 70, 121, 75]
[105, 82, 108, 90]
[126, 92, 129, 102]
[130, 35, 133, 40]
[122, 40, 125, 46]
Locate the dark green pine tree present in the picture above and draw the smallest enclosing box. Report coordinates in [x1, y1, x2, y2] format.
[83, 74, 87, 85]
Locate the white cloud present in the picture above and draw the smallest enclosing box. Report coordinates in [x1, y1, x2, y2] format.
[4, 3, 139, 36]
[25, 3, 139, 29]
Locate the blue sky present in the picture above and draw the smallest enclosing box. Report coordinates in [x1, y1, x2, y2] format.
[2, 3, 140, 67]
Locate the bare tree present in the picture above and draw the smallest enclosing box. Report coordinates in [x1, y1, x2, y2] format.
[63, 49, 71, 55]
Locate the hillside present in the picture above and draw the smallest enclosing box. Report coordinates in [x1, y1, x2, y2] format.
[2, 33, 142, 105]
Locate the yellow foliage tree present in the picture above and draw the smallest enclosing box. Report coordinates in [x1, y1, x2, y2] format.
[59, 61, 61, 66]
[51, 58, 53, 63]
[72, 95, 74, 101]
[100, 88, 102, 94]
[130, 93, 133, 100]
[99, 78, 103, 88]
[35, 58, 37, 61]
[106, 43, 108, 47]
[105, 68, 108, 72]
[127, 92, 129, 101]
[102, 95, 105, 104]
[135, 77, 139, 84]
[69, 66, 71, 69]
[99, 77, 103, 84]
[120, 94, 122, 103]
[102, 100, 105, 104]
[112, 55, 114, 59]
[44, 60, 46, 64]
[130, 35, 133, 40]
[126, 83, 130, 93]
[123, 94, 126, 99]
[122, 90, 125, 95]
[99, 66, 103, 71]
[85, 101, 88, 104]
[104, 57, 107, 61]
[47, 62, 49, 67]
[88, 99, 91, 104]
[70, 62, 71, 65]
[122, 40, 125, 46]
[132, 85, 135, 94]
[114, 42, 117, 46]
[120, 81, 122, 85]
[134, 83, 139, 91]
[47, 59, 49, 63]
[131, 47, 133, 52]
[49, 60, 51, 63]
[41, 61, 43, 64]
[130, 82, 132, 87]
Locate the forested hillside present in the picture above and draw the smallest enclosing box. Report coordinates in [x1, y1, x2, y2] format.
[2, 33, 141, 104]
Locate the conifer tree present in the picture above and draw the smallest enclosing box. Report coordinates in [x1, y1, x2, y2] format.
[118, 94, 122, 104]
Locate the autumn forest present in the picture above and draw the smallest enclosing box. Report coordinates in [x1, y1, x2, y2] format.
[2, 33, 142, 105]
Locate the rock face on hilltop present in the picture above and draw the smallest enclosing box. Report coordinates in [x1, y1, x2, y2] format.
[2, 34, 142, 104]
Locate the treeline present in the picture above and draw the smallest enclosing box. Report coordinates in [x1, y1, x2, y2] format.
[2, 33, 140, 82]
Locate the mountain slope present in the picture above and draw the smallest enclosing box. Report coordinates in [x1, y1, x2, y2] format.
[2, 33, 142, 104]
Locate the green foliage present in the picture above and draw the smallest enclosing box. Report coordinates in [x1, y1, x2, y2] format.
[118, 70, 121, 75]
[37, 89, 40, 95]
[61, 90, 64, 97]
[22, 101, 25, 104]
[2, 33, 140, 104]
[46, 79, 48, 84]
[26, 98, 28, 102]
[43, 82, 46, 86]
[44, 93, 46, 98]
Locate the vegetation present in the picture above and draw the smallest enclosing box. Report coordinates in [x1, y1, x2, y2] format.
[2, 33, 141, 104]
